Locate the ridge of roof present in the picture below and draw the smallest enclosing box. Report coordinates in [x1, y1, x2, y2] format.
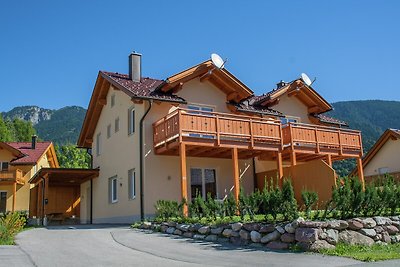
[6, 141, 53, 165]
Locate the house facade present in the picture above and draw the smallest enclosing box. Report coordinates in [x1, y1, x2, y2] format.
[77, 53, 364, 224]
[354, 129, 400, 182]
[0, 137, 58, 213]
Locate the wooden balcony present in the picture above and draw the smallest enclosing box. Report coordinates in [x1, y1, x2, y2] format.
[153, 109, 283, 158]
[0, 169, 24, 185]
[282, 122, 363, 161]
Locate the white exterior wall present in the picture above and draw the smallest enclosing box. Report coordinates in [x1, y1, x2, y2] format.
[364, 138, 400, 177]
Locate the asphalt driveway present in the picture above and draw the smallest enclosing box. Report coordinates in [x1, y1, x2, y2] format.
[0, 225, 398, 267]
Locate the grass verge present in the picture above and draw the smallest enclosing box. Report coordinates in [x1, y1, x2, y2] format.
[319, 243, 400, 262]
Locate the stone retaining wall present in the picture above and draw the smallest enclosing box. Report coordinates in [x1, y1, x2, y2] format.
[137, 216, 400, 251]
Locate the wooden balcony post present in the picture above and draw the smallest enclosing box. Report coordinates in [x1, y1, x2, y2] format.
[44, 175, 49, 218]
[179, 143, 188, 216]
[249, 119, 254, 149]
[326, 154, 333, 167]
[357, 157, 365, 190]
[231, 147, 240, 203]
[276, 151, 283, 185]
[216, 115, 220, 146]
[290, 151, 297, 166]
[12, 182, 16, 212]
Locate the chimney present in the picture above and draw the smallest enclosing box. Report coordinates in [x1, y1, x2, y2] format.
[129, 52, 142, 82]
[31, 135, 37, 149]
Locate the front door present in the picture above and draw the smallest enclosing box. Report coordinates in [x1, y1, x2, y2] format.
[0, 192, 7, 213]
[190, 168, 217, 200]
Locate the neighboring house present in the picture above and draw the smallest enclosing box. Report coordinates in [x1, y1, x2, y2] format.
[0, 136, 58, 213]
[77, 52, 364, 224]
[352, 129, 400, 182]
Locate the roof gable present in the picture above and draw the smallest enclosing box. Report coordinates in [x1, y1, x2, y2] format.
[352, 129, 400, 176]
[160, 60, 254, 103]
[5, 141, 58, 167]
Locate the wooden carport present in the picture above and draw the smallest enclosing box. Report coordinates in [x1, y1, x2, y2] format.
[29, 168, 99, 225]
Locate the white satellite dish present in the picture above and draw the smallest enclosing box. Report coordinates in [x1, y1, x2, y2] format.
[300, 73, 312, 86]
[211, 53, 225, 69]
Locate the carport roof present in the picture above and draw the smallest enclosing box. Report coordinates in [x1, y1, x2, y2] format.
[29, 168, 99, 185]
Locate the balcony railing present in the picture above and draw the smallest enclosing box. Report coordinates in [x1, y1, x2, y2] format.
[0, 169, 24, 184]
[153, 109, 363, 158]
[282, 122, 362, 156]
[153, 109, 283, 151]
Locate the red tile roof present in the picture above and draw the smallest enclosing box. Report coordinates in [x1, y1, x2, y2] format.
[6, 141, 52, 165]
[312, 114, 348, 127]
[101, 71, 186, 103]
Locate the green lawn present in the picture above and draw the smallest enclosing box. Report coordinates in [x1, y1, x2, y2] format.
[319, 243, 400, 262]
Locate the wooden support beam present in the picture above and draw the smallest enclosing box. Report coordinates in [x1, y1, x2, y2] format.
[132, 99, 143, 104]
[12, 182, 16, 212]
[227, 92, 239, 102]
[357, 157, 365, 190]
[308, 105, 321, 114]
[232, 147, 240, 204]
[171, 82, 184, 93]
[277, 152, 283, 182]
[326, 154, 333, 167]
[179, 143, 188, 216]
[199, 70, 212, 83]
[290, 151, 297, 166]
[98, 98, 107, 106]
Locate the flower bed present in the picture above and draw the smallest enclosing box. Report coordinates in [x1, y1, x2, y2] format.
[135, 216, 400, 251]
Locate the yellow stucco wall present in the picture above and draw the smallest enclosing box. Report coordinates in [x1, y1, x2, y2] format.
[272, 94, 312, 124]
[364, 138, 400, 177]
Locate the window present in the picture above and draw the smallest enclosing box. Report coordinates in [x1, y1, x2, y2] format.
[111, 94, 115, 107]
[107, 124, 111, 139]
[0, 162, 9, 171]
[190, 168, 216, 200]
[128, 169, 136, 199]
[115, 117, 120, 133]
[187, 104, 214, 138]
[280, 116, 300, 125]
[96, 132, 101, 156]
[128, 107, 135, 135]
[109, 176, 118, 203]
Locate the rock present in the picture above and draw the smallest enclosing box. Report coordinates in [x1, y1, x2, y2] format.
[230, 236, 247, 245]
[381, 232, 391, 243]
[359, 228, 377, 237]
[362, 218, 377, 228]
[191, 223, 203, 231]
[205, 235, 218, 242]
[347, 219, 364, 230]
[383, 225, 399, 235]
[173, 229, 182, 235]
[284, 223, 295, 234]
[261, 230, 281, 244]
[183, 232, 193, 238]
[319, 231, 327, 240]
[281, 233, 295, 243]
[309, 240, 335, 251]
[141, 221, 152, 229]
[375, 226, 384, 234]
[339, 230, 374, 246]
[327, 220, 349, 230]
[373, 234, 382, 241]
[176, 224, 190, 232]
[291, 217, 305, 228]
[210, 227, 224, 235]
[243, 223, 260, 232]
[166, 227, 175, 234]
[325, 229, 339, 245]
[230, 231, 239, 237]
[295, 228, 319, 243]
[376, 241, 388, 246]
[193, 234, 206, 240]
[217, 237, 229, 243]
[160, 225, 168, 233]
[298, 221, 328, 228]
[391, 235, 400, 243]
[259, 224, 276, 233]
[239, 230, 250, 240]
[222, 229, 233, 237]
[167, 222, 177, 227]
[392, 221, 400, 228]
[266, 241, 289, 250]
[231, 222, 243, 232]
[390, 216, 400, 221]
[373, 216, 392, 226]
[275, 225, 285, 234]
[250, 231, 262, 243]
[198, 226, 210, 235]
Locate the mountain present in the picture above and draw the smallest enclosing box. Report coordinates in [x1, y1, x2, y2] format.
[328, 100, 400, 176]
[2, 106, 86, 145]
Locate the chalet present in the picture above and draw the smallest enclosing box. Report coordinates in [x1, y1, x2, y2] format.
[0, 137, 58, 213]
[76, 52, 364, 223]
[353, 129, 400, 182]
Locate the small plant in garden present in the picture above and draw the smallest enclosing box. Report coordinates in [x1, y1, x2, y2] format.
[280, 179, 298, 221]
[0, 212, 26, 245]
[301, 189, 318, 219]
[154, 199, 182, 221]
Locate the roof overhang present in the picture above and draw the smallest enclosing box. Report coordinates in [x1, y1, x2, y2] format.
[350, 129, 400, 176]
[160, 60, 254, 103]
[257, 80, 332, 114]
[0, 142, 26, 158]
[29, 168, 99, 186]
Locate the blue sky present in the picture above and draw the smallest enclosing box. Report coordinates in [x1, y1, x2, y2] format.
[1, 1, 399, 111]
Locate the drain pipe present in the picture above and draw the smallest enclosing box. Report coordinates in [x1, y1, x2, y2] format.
[139, 99, 153, 221]
[87, 148, 94, 224]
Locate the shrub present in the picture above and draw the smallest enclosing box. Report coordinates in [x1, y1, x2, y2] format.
[301, 190, 318, 219]
[0, 212, 26, 245]
[154, 200, 182, 221]
[280, 179, 298, 221]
